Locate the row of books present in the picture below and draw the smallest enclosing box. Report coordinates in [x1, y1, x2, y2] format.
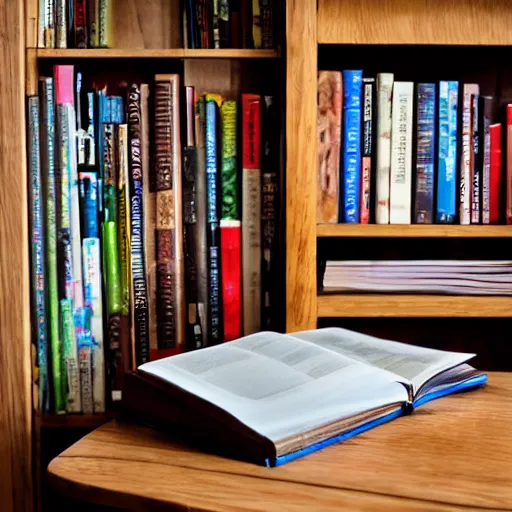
[38, 0, 113, 48]
[317, 70, 512, 225]
[27, 65, 281, 416]
[184, 0, 275, 49]
[321, 260, 512, 295]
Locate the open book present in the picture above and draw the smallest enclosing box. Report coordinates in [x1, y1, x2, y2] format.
[122, 327, 488, 467]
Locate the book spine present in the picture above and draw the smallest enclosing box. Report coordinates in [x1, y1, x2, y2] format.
[507, 105, 512, 224]
[460, 84, 479, 224]
[55, 0, 67, 48]
[60, 298, 80, 412]
[76, 307, 93, 414]
[471, 93, 481, 224]
[317, 71, 341, 224]
[212, 0, 220, 48]
[260, 0, 273, 49]
[261, 95, 279, 330]
[39, 0, 55, 48]
[28, 96, 49, 414]
[206, 96, 223, 344]
[481, 97, 493, 224]
[436, 80, 458, 224]
[490, 123, 502, 224]
[39, 78, 58, 414]
[99, 0, 113, 47]
[414, 83, 436, 224]
[74, 0, 88, 48]
[375, 73, 394, 224]
[242, 93, 261, 335]
[194, 101, 209, 347]
[389, 82, 413, 224]
[218, 0, 230, 48]
[342, 70, 362, 223]
[154, 76, 185, 352]
[87, 0, 99, 47]
[360, 78, 374, 225]
[128, 86, 150, 364]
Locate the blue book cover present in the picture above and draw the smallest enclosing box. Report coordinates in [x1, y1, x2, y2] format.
[436, 80, 458, 223]
[414, 83, 436, 223]
[79, 171, 99, 238]
[342, 70, 363, 223]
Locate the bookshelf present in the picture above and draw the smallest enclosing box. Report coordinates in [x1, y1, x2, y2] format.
[286, 0, 512, 334]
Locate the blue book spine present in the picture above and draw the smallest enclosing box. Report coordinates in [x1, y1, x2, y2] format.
[414, 84, 436, 223]
[342, 70, 363, 223]
[110, 96, 124, 124]
[79, 171, 99, 238]
[436, 81, 458, 223]
[206, 99, 218, 223]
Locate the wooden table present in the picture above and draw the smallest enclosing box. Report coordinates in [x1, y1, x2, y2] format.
[48, 372, 512, 511]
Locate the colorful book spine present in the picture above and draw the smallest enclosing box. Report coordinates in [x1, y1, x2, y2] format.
[414, 83, 436, 224]
[88, 0, 99, 47]
[360, 78, 374, 224]
[460, 84, 480, 224]
[39, 0, 55, 48]
[55, 0, 67, 48]
[436, 80, 458, 224]
[242, 93, 261, 335]
[99, 0, 113, 47]
[389, 82, 413, 224]
[128, 84, 150, 364]
[220, 99, 241, 341]
[375, 73, 394, 224]
[481, 96, 493, 224]
[206, 94, 223, 344]
[490, 123, 502, 224]
[60, 298, 81, 412]
[471, 94, 481, 224]
[28, 96, 49, 414]
[74, 0, 88, 47]
[76, 307, 94, 414]
[39, 78, 58, 414]
[507, 105, 512, 224]
[261, 95, 279, 330]
[342, 70, 363, 223]
[317, 71, 341, 224]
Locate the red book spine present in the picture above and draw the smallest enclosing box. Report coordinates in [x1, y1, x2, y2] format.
[74, 0, 88, 48]
[490, 123, 502, 224]
[242, 94, 261, 169]
[54, 65, 75, 105]
[220, 221, 242, 341]
[507, 105, 512, 224]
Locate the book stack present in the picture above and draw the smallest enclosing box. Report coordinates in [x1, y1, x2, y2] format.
[317, 70, 512, 225]
[27, 65, 281, 416]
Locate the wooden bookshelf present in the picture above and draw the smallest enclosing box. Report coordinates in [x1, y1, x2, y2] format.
[317, 224, 512, 238]
[35, 49, 279, 59]
[40, 413, 119, 429]
[317, 294, 512, 318]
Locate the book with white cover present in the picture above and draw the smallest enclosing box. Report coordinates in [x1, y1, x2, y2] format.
[389, 82, 414, 224]
[123, 328, 487, 467]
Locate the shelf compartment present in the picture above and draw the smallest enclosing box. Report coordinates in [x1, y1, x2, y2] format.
[35, 49, 279, 59]
[40, 412, 118, 428]
[317, 224, 512, 238]
[317, 294, 512, 318]
[318, 0, 512, 45]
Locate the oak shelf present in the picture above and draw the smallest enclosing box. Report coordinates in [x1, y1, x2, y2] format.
[35, 48, 279, 59]
[40, 412, 119, 428]
[317, 224, 512, 238]
[317, 294, 512, 318]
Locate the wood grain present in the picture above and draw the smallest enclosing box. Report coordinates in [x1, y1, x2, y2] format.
[317, 224, 512, 238]
[48, 374, 511, 511]
[25, 0, 37, 47]
[113, 0, 181, 49]
[318, 294, 512, 318]
[285, 0, 318, 332]
[318, 0, 512, 45]
[0, 0, 33, 510]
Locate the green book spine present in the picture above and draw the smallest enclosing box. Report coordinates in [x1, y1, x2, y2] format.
[60, 299, 81, 411]
[221, 100, 238, 220]
[103, 220, 122, 315]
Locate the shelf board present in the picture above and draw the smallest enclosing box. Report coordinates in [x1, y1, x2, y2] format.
[317, 294, 512, 318]
[40, 412, 118, 428]
[317, 224, 512, 238]
[34, 48, 278, 59]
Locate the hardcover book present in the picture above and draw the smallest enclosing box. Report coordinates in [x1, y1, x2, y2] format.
[123, 327, 487, 467]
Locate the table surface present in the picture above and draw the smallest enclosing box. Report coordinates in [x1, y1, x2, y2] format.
[48, 371, 512, 511]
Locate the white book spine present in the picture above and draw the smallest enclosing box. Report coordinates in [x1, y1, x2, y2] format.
[242, 169, 261, 335]
[389, 82, 414, 224]
[375, 73, 394, 224]
[460, 84, 480, 224]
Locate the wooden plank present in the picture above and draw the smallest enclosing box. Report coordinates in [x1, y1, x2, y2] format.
[0, 0, 33, 511]
[286, 0, 318, 332]
[40, 413, 118, 429]
[25, 0, 38, 47]
[317, 294, 512, 317]
[317, 224, 512, 238]
[318, 0, 512, 45]
[47, 375, 512, 511]
[36, 49, 278, 59]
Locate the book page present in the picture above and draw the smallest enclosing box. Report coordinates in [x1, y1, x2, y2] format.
[138, 331, 408, 446]
[290, 327, 475, 395]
